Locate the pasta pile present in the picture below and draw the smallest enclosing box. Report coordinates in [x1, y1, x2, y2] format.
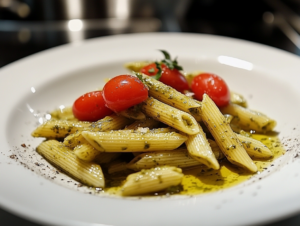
[32, 68, 277, 196]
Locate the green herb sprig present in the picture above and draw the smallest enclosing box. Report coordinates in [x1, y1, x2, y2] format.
[135, 50, 182, 82]
[159, 50, 183, 71]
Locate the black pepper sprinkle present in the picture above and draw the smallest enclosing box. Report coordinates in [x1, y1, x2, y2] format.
[21, 144, 26, 148]
[9, 154, 17, 159]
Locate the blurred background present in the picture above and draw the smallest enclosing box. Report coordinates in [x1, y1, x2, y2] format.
[1, 0, 300, 68]
[1, 0, 300, 225]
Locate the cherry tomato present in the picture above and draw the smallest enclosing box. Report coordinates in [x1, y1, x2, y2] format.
[191, 73, 230, 107]
[141, 63, 189, 93]
[102, 75, 148, 112]
[72, 90, 113, 121]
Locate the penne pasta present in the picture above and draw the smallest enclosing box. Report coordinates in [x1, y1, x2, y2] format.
[220, 103, 276, 133]
[185, 123, 220, 170]
[136, 73, 202, 121]
[127, 145, 224, 171]
[120, 166, 183, 196]
[141, 97, 199, 135]
[230, 92, 248, 108]
[208, 139, 225, 160]
[63, 131, 86, 148]
[32, 114, 133, 139]
[82, 130, 188, 152]
[31, 120, 92, 139]
[74, 143, 100, 162]
[124, 61, 151, 72]
[117, 107, 146, 120]
[88, 114, 134, 132]
[150, 127, 177, 133]
[201, 94, 257, 173]
[36, 140, 105, 187]
[125, 117, 162, 130]
[237, 134, 273, 159]
[50, 106, 78, 121]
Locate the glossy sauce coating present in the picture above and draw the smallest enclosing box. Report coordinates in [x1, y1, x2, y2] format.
[104, 133, 285, 196]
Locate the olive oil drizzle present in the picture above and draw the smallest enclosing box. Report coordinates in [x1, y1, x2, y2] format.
[178, 133, 285, 196]
[103, 134, 285, 196]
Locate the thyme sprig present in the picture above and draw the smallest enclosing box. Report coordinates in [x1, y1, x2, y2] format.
[159, 50, 183, 71]
[135, 50, 182, 82]
[152, 62, 162, 80]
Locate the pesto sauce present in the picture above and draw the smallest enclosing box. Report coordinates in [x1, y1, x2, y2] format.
[104, 133, 285, 197]
[178, 133, 285, 196]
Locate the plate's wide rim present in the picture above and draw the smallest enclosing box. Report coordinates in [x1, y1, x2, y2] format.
[0, 32, 300, 226]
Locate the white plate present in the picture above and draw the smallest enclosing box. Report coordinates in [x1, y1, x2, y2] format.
[1, 33, 300, 226]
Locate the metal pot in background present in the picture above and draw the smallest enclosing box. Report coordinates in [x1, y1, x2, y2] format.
[26, 0, 156, 20]
[0, 0, 162, 45]
[0, 0, 171, 66]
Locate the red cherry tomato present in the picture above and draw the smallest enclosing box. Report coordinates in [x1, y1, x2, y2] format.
[102, 75, 148, 112]
[72, 90, 113, 121]
[141, 63, 189, 93]
[191, 73, 230, 107]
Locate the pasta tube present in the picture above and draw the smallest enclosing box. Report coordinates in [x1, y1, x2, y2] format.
[237, 134, 273, 159]
[50, 106, 78, 121]
[230, 92, 248, 108]
[185, 124, 220, 170]
[88, 114, 134, 132]
[120, 166, 183, 196]
[124, 61, 151, 72]
[32, 114, 133, 139]
[31, 120, 92, 139]
[118, 107, 146, 120]
[82, 130, 187, 152]
[74, 143, 100, 162]
[125, 118, 162, 130]
[151, 127, 177, 133]
[220, 103, 276, 133]
[208, 139, 225, 160]
[141, 97, 199, 135]
[63, 131, 86, 148]
[136, 73, 202, 121]
[127, 145, 224, 171]
[36, 140, 105, 187]
[201, 94, 257, 173]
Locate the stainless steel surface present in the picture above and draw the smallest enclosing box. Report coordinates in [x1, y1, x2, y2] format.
[0, 0, 163, 67]
[16, 0, 156, 20]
